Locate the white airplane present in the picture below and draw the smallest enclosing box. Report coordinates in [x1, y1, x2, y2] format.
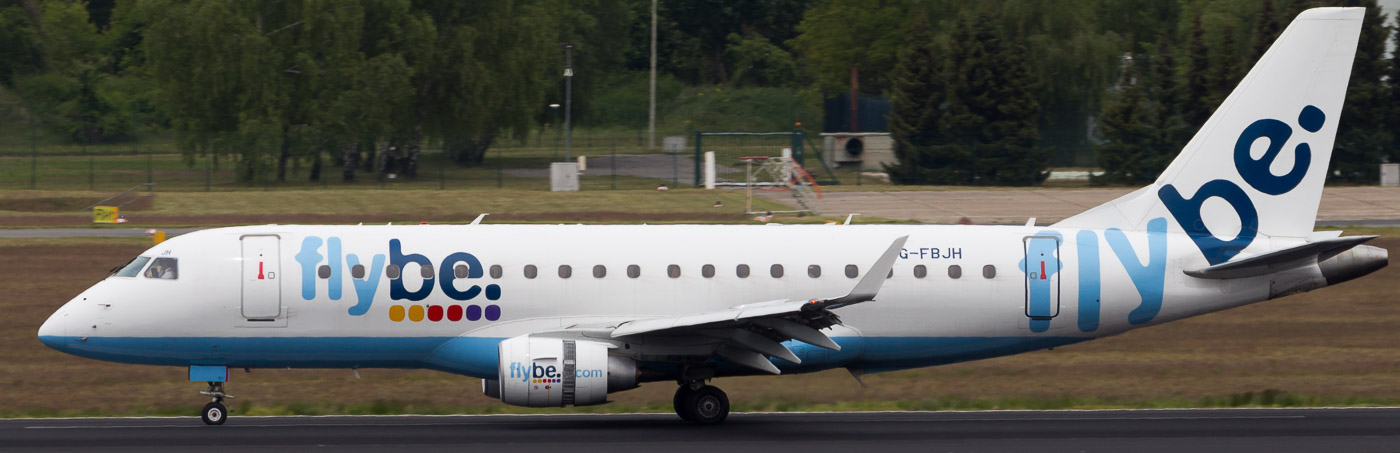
[38, 8, 1384, 425]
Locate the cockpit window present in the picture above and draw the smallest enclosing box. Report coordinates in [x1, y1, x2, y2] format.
[143, 257, 178, 280]
[113, 256, 151, 278]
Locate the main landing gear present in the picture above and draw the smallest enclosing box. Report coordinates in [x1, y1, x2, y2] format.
[673, 381, 730, 425]
[199, 381, 234, 425]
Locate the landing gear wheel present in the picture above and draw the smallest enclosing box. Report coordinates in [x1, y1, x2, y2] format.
[683, 385, 729, 425]
[673, 385, 696, 421]
[201, 402, 227, 425]
[198, 381, 234, 426]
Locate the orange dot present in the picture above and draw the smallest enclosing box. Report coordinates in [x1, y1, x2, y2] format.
[389, 305, 405, 322]
[408, 305, 425, 322]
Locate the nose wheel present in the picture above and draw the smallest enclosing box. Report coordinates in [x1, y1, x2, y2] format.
[673, 382, 729, 425]
[198, 382, 234, 425]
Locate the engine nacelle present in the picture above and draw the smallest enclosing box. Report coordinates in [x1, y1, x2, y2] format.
[486, 335, 638, 407]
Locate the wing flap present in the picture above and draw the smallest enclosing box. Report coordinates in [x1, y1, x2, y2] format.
[715, 345, 781, 374]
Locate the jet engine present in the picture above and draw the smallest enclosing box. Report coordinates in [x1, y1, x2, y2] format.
[483, 335, 638, 407]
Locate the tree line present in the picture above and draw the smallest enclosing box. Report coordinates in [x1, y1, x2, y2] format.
[0, 0, 1394, 185]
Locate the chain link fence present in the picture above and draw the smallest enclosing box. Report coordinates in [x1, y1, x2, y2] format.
[0, 131, 703, 192]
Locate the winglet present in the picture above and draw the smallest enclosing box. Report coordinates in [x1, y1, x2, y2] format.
[823, 235, 908, 308]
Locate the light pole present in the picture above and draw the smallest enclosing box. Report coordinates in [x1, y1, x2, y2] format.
[562, 43, 574, 162]
[648, 0, 657, 152]
[550, 103, 561, 161]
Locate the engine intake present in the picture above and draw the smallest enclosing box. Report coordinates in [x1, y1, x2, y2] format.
[484, 335, 638, 407]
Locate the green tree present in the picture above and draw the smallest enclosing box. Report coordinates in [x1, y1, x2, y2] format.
[883, 13, 943, 185]
[1249, 0, 1283, 63]
[0, 2, 43, 86]
[1095, 60, 1157, 184]
[978, 30, 1048, 185]
[1183, 13, 1211, 129]
[1330, 0, 1390, 181]
[789, 0, 911, 96]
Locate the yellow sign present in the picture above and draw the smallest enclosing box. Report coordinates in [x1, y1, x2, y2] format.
[93, 206, 119, 224]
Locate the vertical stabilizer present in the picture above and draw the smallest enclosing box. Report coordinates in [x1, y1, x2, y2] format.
[1056, 8, 1364, 264]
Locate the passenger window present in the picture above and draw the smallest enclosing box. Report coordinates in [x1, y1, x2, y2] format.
[771, 264, 784, 278]
[559, 265, 573, 279]
[983, 265, 996, 279]
[702, 264, 715, 278]
[524, 265, 538, 279]
[627, 264, 640, 278]
[422, 264, 435, 279]
[453, 263, 468, 279]
[489, 265, 502, 279]
[914, 265, 927, 279]
[352, 264, 366, 279]
[593, 265, 607, 278]
[113, 256, 151, 278]
[318, 265, 332, 279]
[668, 264, 681, 278]
[736, 264, 750, 278]
[386, 264, 400, 279]
[948, 265, 962, 279]
[808, 265, 821, 278]
[144, 257, 179, 279]
[844, 265, 858, 278]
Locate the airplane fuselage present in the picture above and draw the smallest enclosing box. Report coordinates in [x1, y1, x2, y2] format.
[41, 222, 1366, 380]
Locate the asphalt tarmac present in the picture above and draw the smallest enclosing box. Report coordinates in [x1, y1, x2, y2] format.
[3, 408, 1398, 453]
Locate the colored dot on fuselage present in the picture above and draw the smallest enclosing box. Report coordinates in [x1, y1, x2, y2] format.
[447, 305, 463, 321]
[408, 305, 425, 322]
[485, 305, 501, 321]
[389, 305, 405, 322]
[428, 305, 444, 322]
[466, 305, 482, 321]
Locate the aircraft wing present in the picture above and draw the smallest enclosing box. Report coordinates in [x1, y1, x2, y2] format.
[606, 235, 908, 374]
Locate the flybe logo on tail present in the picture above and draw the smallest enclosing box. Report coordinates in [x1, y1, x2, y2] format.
[1159, 105, 1325, 265]
[294, 236, 502, 317]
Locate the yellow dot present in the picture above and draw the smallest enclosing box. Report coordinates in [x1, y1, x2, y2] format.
[408, 305, 425, 322]
[389, 305, 405, 322]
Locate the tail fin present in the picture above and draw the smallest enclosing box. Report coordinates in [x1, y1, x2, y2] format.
[1056, 7, 1364, 264]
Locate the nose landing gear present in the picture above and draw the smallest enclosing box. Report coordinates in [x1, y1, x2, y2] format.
[673, 381, 729, 425]
[198, 381, 234, 425]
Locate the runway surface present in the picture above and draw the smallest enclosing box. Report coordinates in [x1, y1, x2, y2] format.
[4, 408, 1399, 453]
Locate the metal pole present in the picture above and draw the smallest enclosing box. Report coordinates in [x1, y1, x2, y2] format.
[551, 104, 560, 161]
[564, 43, 574, 162]
[86, 142, 93, 190]
[29, 131, 36, 190]
[648, 0, 657, 153]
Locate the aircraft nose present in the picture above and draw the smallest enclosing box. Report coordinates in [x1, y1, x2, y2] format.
[37, 308, 67, 351]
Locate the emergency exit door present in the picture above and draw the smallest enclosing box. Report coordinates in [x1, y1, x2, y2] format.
[241, 235, 281, 320]
[1023, 235, 1061, 320]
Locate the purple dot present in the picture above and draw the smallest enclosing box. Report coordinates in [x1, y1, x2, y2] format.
[485, 305, 501, 321]
[465, 305, 482, 321]
[485, 284, 501, 300]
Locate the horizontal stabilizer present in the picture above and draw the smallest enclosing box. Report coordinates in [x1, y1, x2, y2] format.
[1185, 235, 1377, 279]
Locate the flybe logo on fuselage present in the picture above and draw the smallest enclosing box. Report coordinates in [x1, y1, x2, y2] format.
[293, 236, 501, 317]
[1159, 106, 1325, 265]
